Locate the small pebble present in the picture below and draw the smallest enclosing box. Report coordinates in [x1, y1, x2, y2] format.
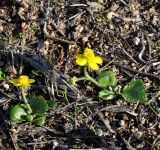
[3, 105, 8, 111]
[151, 130, 157, 136]
[136, 143, 145, 149]
[50, 31, 56, 37]
[104, 112, 109, 117]
[109, 23, 114, 29]
[133, 131, 143, 139]
[97, 129, 103, 136]
[21, 22, 28, 30]
[124, 24, 129, 30]
[82, 36, 88, 43]
[0, 25, 3, 33]
[30, 15, 37, 20]
[53, 140, 59, 147]
[120, 120, 125, 127]
[133, 37, 140, 45]
[44, 40, 49, 46]
[2, 83, 10, 90]
[18, 7, 25, 14]
[107, 12, 114, 20]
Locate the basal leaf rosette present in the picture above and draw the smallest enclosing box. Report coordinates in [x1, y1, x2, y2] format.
[35, 116, 46, 126]
[10, 104, 27, 123]
[122, 80, 147, 103]
[29, 97, 48, 115]
[99, 90, 117, 100]
[47, 99, 57, 109]
[98, 71, 117, 88]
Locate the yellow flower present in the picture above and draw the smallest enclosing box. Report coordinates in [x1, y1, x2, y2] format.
[74, 48, 103, 70]
[9, 75, 35, 87]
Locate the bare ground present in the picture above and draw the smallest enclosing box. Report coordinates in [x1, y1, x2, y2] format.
[0, 0, 160, 149]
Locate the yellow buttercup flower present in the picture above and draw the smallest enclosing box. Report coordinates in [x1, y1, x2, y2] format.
[74, 48, 103, 70]
[9, 75, 35, 87]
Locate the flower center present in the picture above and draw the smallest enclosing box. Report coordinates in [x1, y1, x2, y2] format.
[19, 76, 29, 85]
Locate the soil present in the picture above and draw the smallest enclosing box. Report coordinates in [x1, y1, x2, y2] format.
[0, 0, 159, 149]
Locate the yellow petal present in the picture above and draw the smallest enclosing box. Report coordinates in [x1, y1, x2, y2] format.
[74, 54, 83, 59]
[88, 59, 99, 70]
[19, 75, 29, 80]
[95, 56, 103, 64]
[9, 79, 21, 86]
[24, 84, 31, 86]
[14, 83, 21, 86]
[9, 79, 19, 84]
[83, 48, 95, 58]
[76, 57, 87, 66]
[9, 79, 18, 83]
[28, 79, 35, 84]
[9, 75, 35, 87]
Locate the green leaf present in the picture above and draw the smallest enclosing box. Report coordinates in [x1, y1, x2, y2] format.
[35, 116, 46, 125]
[0, 68, 5, 81]
[70, 76, 78, 86]
[26, 115, 34, 122]
[99, 90, 117, 100]
[98, 71, 117, 88]
[157, 144, 160, 150]
[29, 97, 48, 115]
[10, 104, 27, 123]
[122, 80, 147, 103]
[47, 99, 57, 109]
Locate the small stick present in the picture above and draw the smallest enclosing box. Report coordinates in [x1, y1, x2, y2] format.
[138, 34, 151, 65]
[122, 137, 136, 150]
[112, 62, 160, 81]
[64, 11, 86, 22]
[138, 33, 160, 67]
[43, 22, 72, 44]
[98, 113, 115, 134]
[0, 89, 20, 101]
[70, 4, 88, 7]
[0, 19, 7, 24]
[145, 34, 152, 59]
[50, 20, 65, 37]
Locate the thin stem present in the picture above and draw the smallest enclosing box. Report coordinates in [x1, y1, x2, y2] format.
[84, 67, 103, 88]
[21, 87, 32, 114]
[76, 77, 86, 82]
[148, 103, 159, 117]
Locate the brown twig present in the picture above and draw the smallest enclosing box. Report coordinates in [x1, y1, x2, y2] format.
[112, 62, 160, 81]
[50, 20, 65, 37]
[98, 113, 115, 134]
[43, 22, 73, 44]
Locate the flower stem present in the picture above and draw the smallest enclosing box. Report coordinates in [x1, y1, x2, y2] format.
[76, 77, 86, 82]
[21, 87, 32, 114]
[84, 67, 103, 88]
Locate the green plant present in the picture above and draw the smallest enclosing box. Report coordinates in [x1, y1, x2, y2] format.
[98, 71, 117, 88]
[29, 97, 48, 115]
[71, 48, 148, 102]
[9, 75, 57, 125]
[71, 48, 151, 105]
[99, 89, 117, 100]
[10, 104, 27, 123]
[35, 116, 46, 126]
[122, 80, 147, 103]
[157, 143, 160, 150]
[0, 68, 6, 81]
